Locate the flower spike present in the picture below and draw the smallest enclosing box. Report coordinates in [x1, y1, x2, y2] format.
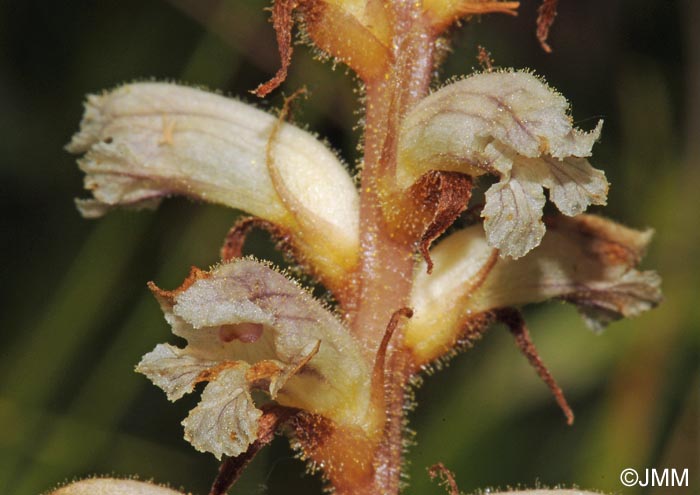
[63, 2, 663, 494]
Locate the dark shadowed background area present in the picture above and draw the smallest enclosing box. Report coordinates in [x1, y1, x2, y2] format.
[0, 1, 698, 494]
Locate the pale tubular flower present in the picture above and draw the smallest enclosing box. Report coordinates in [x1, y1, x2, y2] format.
[49, 478, 187, 495]
[405, 214, 662, 365]
[397, 70, 608, 259]
[66, 82, 359, 287]
[136, 258, 372, 460]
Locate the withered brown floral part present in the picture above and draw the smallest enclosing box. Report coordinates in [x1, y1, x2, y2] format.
[220, 216, 293, 262]
[371, 307, 414, 407]
[495, 307, 574, 425]
[536, 0, 560, 53]
[252, 0, 298, 97]
[397, 170, 473, 273]
[428, 462, 461, 495]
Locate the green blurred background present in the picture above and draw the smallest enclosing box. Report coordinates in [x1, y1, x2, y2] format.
[0, 1, 697, 494]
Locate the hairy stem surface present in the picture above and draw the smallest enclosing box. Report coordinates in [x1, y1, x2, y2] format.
[344, 4, 435, 494]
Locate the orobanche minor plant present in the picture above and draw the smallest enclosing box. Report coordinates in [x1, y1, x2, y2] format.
[53, 1, 662, 495]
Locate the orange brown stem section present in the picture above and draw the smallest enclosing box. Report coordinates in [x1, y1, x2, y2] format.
[341, 4, 436, 494]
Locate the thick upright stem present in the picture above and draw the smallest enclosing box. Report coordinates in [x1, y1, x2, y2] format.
[350, 5, 435, 355]
[344, 4, 435, 494]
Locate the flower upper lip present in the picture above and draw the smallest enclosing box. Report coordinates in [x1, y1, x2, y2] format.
[397, 70, 608, 259]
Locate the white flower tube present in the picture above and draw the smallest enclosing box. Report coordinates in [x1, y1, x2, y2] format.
[406, 214, 661, 365]
[67, 82, 359, 287]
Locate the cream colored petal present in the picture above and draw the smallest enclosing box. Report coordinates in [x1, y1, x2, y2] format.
[572, 270, 662, 332]
[397, 70, 608, 257]
[537, 155, 608, 216]
[406, 215, 661, 365]
[480, 143, 608, 258]
[137, 339, 318, 457]
[67, 82, 359, 286]
[148, 259, 372, 431]
[182, 366, 261, 459]
[135, 343, 219, 401]
[50, 478, 186, 495]
[482, 160, 547, 259]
